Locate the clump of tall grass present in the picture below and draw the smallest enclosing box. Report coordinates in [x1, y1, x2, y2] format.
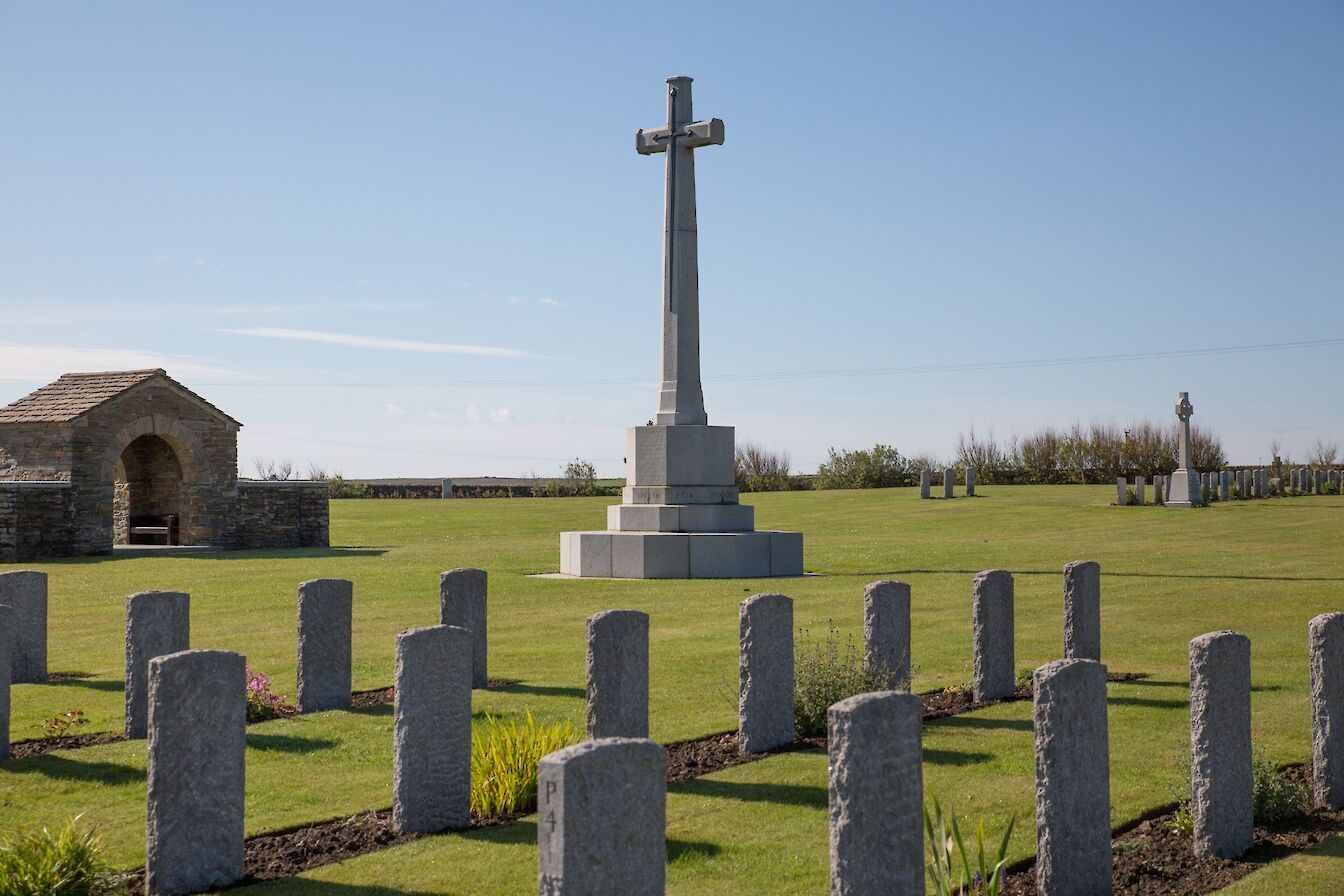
[924, 795, 1015, 896]
[471, 712, 581, 819]
[0, 816, 111, 896]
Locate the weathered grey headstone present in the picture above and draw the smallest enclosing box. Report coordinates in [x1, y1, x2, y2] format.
[1153, 475, 1165, 505]
[863, 581, 911, 690]
[1220, 471, 1231, 501]
[1332, 470, 1341, 489]
[146, 649, 245, 896]
[1291, 469, 1300, 492]
[393, 624, 472, 833]
[0, 570, 46, 683]
[1034, 658, 1112, 895]
[1135, 476, 1146, 506]
[920, 468, 931, 500]
[537, 737, 667, 896]
[943, 467, 954, 499]
[1317, 469, 1326, 494]
[972, 570, 1015, 701]
[586, 609, 649, 739]
[1310, 613, 1344, 810]
[1189, 630, 1253, 859]
[1116, 477, 1126, 506]
[0, 603, 11, 762]
[441, 478, 454, 499]
[439, 567, 487, 688]
[1063, 560, 1101, 662]
[828, 691, 923, 895]
[296, 578, 353, 713]
[125, 591, 190, 739]
[965, 466, 976, 497]
[739, 593, 794, 753]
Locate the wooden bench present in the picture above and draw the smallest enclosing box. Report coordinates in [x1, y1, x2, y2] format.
[130, 515, 176, 546]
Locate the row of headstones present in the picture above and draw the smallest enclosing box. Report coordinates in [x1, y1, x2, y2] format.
[11, 558, 1090, 895]
[35, 569, 492, 895]
[11, 562, 1336, 894]
[0, 566, 488, 755]
[919, 466, 976, 499]
[1117, 475, 1175, 505]
[548, 609, 1344, 895]
[1118, 470, 1343, 506]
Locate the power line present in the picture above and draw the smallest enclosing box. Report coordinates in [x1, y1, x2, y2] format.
[198, 336, 1344, 389]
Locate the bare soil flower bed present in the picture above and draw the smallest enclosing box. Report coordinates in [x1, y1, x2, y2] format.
[118, 808, 528, 890]
[1002, 766, 1340, 896]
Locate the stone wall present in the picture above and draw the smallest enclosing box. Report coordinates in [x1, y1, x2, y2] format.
[0, 423, 75, 481]
[235, 482, 329, 549]
[0, 482, 75, 563]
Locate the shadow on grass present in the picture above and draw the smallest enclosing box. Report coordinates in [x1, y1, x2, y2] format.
[350, 704, 393, 718]
[673, 776, 826, 809]
[668, 838, 722, 863]
[239, 882, 434, 895]
[46, 677, 124, 693]
[46, 547, 389, 565]
[191, 547, 390, 560]
[246, 733, 340, 754]
[490, 682, 585, 699]
[1108, 695, 1187, 709]
[4, 753, 142, 785]
[930, 715, 1033, 733]
[925, 748, 994, 766]
[1126, 678, 1186, 689]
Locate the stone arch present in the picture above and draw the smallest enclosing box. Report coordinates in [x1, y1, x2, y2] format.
[101, 416, 209, 545]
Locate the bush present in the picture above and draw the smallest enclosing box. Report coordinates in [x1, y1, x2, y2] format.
[793, 622, 900, 737]
[245, 665, 290, 722]
[814, 444, 912, 490]
[1125, 487, 1137, 506]
[0, 817, 110, 896]
[1253, 747, 1307, 823]
[1323, 480, 1340, 496]
[471, 712, 580, 818]
[735, 442, 792, 492]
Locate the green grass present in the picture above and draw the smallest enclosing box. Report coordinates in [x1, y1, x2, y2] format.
[2, 485, 1341, 892]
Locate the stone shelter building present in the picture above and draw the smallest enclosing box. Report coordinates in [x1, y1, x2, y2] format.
[0, 369, 328, 562]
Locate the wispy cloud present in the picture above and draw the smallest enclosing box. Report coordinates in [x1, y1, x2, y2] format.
[504, 295, 566, 310]
[214, 327, 536, 359]
[384, 403, 407, 416]
[461, 404, 514, 424]
[0, 343, 245, 383]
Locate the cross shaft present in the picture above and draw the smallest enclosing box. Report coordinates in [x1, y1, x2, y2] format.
[635, 75, 724, 427]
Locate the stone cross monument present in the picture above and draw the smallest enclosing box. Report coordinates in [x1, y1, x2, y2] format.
[559, 76, 804, 579]
[1166, 391, 1203, 507]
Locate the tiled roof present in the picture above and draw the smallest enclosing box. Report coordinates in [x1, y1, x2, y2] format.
[0, 370, 240, 425]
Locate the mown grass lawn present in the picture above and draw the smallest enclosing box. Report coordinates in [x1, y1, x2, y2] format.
[2, 485, 1341, 892]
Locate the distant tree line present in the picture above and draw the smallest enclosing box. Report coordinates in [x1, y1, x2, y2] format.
[737, 420, 1235, 492]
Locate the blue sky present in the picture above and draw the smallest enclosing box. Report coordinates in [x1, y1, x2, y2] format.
[2, 2, 1340, 476]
